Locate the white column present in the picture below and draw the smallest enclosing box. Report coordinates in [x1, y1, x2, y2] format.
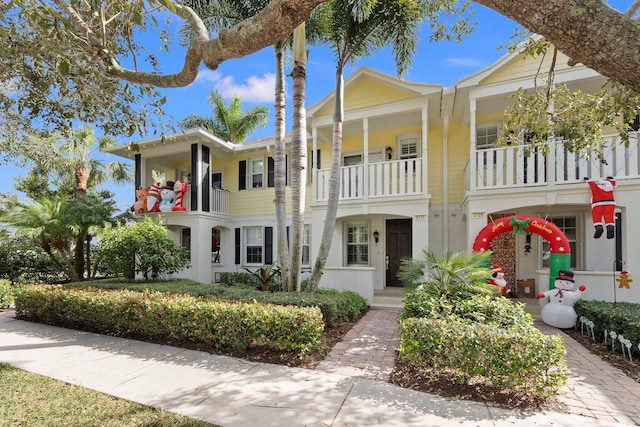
[363, 118, 369, 200]
[469, 99, 477, 192]
[422, 104, 428, 194]
[312, 127, 318, 202]
[443, 116, 449, 250]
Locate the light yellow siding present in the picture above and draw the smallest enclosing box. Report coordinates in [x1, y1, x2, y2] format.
[480, 50, 574, 86]
[315, 75, 422, 116]
[447, 123, 470, 203]
[427, 125, 443, 204]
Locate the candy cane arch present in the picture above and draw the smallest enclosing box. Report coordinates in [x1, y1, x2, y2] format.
[472, 215, 571, 291]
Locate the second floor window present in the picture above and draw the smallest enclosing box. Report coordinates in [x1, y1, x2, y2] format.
[398, 134, 419, 159]
[476, 122, 502, 149]
[250, 158, 264, 189]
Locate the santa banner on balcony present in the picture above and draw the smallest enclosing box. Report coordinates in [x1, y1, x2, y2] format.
[584, 176, 616, 239]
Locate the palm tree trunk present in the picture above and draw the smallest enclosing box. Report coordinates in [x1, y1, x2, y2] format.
[290, 24, 308, 292]
[74, 164, 90, 280]
[273, 41, 291, 291]
[308, 70, 344, 292]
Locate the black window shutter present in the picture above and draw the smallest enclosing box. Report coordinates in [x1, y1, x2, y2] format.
[235, 228, 241, 265]
[316, 149, 321, 169]
[285, 154, 288, 186]
[286, 226, 290, 249]
[190, 144, 198, 211]
[134, 154, 141, 189]
[201, 146, 210, 212]
[238, 160, 246, 191]
[267, 157, 275, 188]
[265, 226, 273, 265]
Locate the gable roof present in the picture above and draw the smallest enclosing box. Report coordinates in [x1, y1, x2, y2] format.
[307, 66, 441, 117]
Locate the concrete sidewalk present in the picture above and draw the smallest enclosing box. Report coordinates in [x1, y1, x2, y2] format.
[0, 310, 634, 427]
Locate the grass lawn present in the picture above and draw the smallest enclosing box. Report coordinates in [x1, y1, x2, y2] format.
[0, 363, 217, 427]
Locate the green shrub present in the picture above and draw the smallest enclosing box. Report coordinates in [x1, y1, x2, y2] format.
[0, 244, 63, 285]
[14, 285, 324, 357]
[219, 272, 260, 288]
[402, 291, 536, 331]
[399, 317, 566, 398]
[97, 217, 190, 280]
[0, 280, 14, 308]
[575, 300, 640, 355]
[207, 285, 367, 327]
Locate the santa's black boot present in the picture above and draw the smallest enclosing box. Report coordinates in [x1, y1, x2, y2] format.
[606, 225, 615, 239]
[594, 224, 604, 239]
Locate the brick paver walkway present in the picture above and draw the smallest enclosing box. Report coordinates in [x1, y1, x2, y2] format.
[316, 306, 640, 425]
[315, 308, 400, 381]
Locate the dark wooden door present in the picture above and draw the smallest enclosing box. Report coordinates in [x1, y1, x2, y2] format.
[386, 219, 412, 287]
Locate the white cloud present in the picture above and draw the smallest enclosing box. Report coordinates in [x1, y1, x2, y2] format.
[442, 57, 484, 67]
[194, 69, 222, 85]
[215, 73, 275, 103]
[191, 69, 275, 104]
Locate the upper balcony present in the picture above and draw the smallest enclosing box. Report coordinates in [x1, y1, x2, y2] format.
[313, 158, 425, 202]
[466, 134, 640, 193]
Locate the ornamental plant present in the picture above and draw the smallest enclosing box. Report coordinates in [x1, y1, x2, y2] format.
[97, 217, 189, 280]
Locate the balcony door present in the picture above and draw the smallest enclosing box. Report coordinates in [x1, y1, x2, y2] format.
[386, 219, 412, 287]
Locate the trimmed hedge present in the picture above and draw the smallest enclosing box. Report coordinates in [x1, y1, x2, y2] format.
[14, 285, 324, 357]
[575, 300, 640, 356]
[206, 286, 367, 327]
[399, 317, 567, 398]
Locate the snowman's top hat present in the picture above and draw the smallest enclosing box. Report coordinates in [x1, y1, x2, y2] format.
[556, 270, 574, 282]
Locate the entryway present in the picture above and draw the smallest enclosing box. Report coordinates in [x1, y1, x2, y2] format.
[386, 218, 412, 287]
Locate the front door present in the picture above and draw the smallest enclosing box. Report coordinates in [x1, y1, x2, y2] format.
[386, 219, 412, 287]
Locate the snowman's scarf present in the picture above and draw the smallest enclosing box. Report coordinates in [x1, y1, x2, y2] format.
[554, 289, 564, 298]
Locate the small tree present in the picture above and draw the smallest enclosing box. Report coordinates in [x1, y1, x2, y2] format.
[97, 217, 190, 280]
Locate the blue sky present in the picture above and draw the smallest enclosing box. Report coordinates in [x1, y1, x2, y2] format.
[0, 3, 562, 211]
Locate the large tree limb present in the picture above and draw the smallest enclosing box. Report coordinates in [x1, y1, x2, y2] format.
[475, 0, 640, 92]
[107, 0, 327, 87]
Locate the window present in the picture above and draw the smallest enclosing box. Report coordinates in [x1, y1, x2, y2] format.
[212, 227, 221, 263]
[302, 224, 310, 266]
[212, 171, 222, 189]
[244, 226, 263, 264]
[541, 216, 577, 269]
[398, 134, 419, 159]
[181, 228, 191, 260]
[346, 223, 369, 265]
[250, 158, 264, 189]
[476, 122, 502, 149]
[343, 154, 363, 166]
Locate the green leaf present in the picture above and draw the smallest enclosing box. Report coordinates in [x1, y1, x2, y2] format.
[57, 60, 69, 76]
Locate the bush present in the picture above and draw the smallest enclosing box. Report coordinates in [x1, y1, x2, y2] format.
[0, 280, 14, 308]
[0, 243, 63, 285]
[14, 285, 324, 357]
[97, 217, 190, 280]
[399, 317, 566, 398]
[207, 285, 367, 327]
[575, 300, 640, 356]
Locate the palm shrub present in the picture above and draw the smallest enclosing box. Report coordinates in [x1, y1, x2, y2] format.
[398, 249, 494, 295]
[0, 280, 14, 308]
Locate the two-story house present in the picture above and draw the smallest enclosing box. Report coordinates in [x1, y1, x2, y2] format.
[105, 44, 640, 305]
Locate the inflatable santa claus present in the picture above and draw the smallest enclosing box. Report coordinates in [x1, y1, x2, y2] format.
[584, 176, 616, 239]
[489, 265, 516, 297]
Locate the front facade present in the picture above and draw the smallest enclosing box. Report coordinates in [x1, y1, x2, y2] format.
[106, 46, 640, 305]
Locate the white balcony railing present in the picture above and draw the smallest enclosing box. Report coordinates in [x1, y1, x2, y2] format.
[468, 134, 640, 191]
[210, 188, 230, 214]
[314, 158, 423, 202]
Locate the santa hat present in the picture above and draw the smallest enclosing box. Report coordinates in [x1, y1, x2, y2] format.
[556, 270, 574, 282]
[491, 265, 503, 273]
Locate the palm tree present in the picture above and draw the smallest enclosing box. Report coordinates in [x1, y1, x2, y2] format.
[181, 0, 327, 291]
[306, 0, 426, 291]
[0, 196, 80, 282]
[16, 126, 130, 279]
[178, 90, 268, 143]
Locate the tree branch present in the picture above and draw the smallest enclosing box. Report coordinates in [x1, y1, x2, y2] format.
[106, 0, 326, 88]
[625, 0, 640, 18]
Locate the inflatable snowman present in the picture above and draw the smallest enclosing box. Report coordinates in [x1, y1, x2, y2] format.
[158, 181, 176, 212]
[537, 269, 586, 328]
